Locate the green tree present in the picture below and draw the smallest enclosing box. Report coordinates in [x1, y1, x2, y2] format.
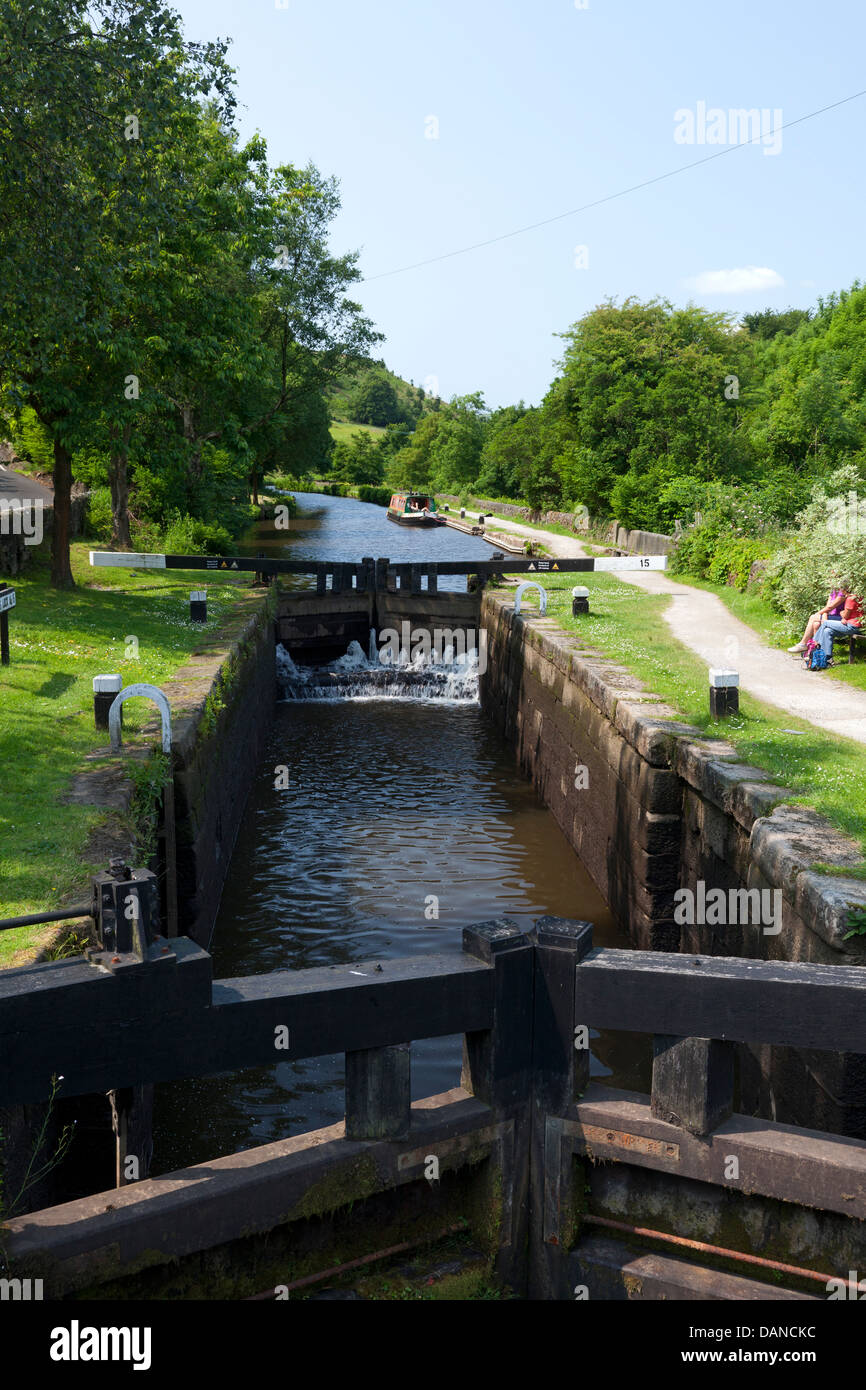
[476, 404, 530, 497]
[548, 298, 753, 525]
[348, 371, 402, 426]
[742, 307, 814, 340]
[0, 0, 237, 582]
[388, 412, 445, 490]
[751, 284, 866, 476]
[332, 431, 385, 486]
[427, 393, 487, 492]
[0, 3, 379, 572]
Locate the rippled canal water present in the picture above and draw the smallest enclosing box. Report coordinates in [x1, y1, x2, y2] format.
[151, 494, 642, 1174]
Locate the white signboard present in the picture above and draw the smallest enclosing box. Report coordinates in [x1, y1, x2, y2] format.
[89, 551, 167, 570]
[593, 555, 667, 572]
[0, 588, 16, 613]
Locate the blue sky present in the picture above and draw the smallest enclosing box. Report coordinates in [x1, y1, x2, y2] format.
[171, 0, 866, 408]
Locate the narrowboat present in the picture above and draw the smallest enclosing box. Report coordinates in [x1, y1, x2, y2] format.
[386, 491, 445, 526]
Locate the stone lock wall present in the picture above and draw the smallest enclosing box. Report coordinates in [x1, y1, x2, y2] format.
[480, 593, 866, 1137]
[167, 590, 277, 947]
[609, 522, 675, 556]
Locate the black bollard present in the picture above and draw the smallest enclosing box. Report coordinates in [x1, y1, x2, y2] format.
[571, 585, 590, 616]
[709, 668, 739, 718]
[93, 674, 122, 730]
[190, 590, 207, 623]
[254, 552, 273, 587]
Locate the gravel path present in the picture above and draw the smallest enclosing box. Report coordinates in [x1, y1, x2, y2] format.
[468, 510, 866, 746]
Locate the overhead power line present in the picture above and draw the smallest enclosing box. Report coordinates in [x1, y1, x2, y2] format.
[360, 89, 866, 283]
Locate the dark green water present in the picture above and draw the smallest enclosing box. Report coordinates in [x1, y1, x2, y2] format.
[151, 494, 643, 1174]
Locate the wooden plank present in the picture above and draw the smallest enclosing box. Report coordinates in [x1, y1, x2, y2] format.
[461, 921, 533, 1109]
[0, 948, 493, 1106]
[651, 1035, 734, 1136]
[3, 1089, 501, 1296]
[345, 1044, 411, 1141]
[575, 948, 866, 1051]
[90, 552, 667, 579]
[460, 920, 534, 1296]
[529, 917, 595, 1301]
[569, 1237, 817, 1301]
[110, 1085, 154, 1186]
[566, 1085, 866, 1219]
[0, 586, 12, 665]
[0, 939, 212, 1031]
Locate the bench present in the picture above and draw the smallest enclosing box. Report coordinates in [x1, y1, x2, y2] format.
[834, 631, 862, 663]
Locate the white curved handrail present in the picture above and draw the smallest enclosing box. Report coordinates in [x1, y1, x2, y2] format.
[108, 683, 172, 754]
[514, 581, 548, 617]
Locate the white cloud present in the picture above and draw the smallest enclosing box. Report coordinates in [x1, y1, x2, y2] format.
[686, 266, 785, 295]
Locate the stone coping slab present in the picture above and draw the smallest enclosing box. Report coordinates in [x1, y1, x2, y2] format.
[483, 594, 866, 957]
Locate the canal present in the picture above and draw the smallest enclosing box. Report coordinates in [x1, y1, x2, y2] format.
[151, 493, 642, 1174]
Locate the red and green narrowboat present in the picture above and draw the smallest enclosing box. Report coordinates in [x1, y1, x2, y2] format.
[386, 492, 445, 527]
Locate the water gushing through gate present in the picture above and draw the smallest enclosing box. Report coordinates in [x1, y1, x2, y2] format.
[277, 638, 482, 702]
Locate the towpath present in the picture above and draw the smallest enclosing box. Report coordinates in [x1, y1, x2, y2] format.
[0, 464, 53, 506]
[464, 508, 866, 745]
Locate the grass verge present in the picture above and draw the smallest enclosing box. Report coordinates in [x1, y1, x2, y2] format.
[512, 571, 866, 859]
[329, 419, 387, 445]
[0, 542, 251, 966]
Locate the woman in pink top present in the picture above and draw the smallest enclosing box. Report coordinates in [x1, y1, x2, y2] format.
[813, 592, 864, 662]
[788, 585, 847, 653]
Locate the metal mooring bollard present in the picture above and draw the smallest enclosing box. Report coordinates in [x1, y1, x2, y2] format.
[93, 674, 122, 730]
[90, 857, 160, 959]
[709, 668, 739, 717]
[190, 590, 207, 623]
[572, 585, 590, 616]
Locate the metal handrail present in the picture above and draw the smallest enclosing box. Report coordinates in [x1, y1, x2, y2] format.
[0, 903, 93, 932]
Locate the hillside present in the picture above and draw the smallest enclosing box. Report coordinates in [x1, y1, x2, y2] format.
[327, 360, 442, 439]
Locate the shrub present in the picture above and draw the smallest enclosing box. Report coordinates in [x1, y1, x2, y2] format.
[162, 512, 234, 557]
[765, 468, 866, 627]
[8, 406, 54, 471]
[84, 487, 113, 542]
[767, 526, 866, 628]
[267, 471, 310, 492]
[706, 536, 774, 590]
[670, 483, 785, 584]
[356, 485, 390, 506]
[129, 517, 163, 552]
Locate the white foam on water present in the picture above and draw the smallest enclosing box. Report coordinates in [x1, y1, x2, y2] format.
[276, 640, 480, 704]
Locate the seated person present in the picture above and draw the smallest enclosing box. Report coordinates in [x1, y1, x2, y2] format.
[811, 590, 864, 664]
[789, 585, 847, 652]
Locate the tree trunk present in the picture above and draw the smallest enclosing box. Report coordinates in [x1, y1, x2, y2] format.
[108, 421, 133, 549]
[50, 436, 75, 589]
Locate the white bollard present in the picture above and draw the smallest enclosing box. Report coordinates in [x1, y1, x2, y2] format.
[93, 674, 122, 730]
[709, 668, 739, 718]
[571, 585, 590, 616]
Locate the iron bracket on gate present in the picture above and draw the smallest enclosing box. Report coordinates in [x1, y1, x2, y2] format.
[88, 859, 175, 973]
